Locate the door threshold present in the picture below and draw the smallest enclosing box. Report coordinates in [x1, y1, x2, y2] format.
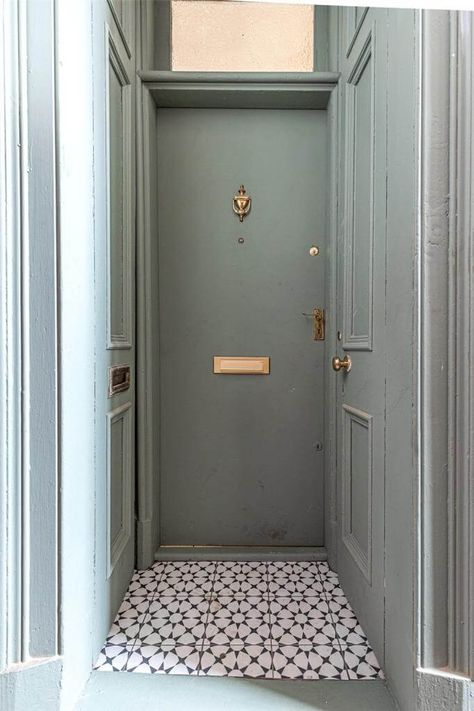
[154, 545, 327, 562]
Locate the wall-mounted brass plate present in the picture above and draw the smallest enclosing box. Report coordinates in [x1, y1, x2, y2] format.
[108, 364, 131, 397]
[213, 356, 270, 375]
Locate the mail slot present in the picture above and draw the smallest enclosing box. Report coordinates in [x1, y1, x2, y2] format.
[108, 365, 131, 396]
[213, 356, 270, 375]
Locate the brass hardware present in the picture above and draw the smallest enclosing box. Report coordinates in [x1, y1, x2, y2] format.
[309, 246, 320, 256]
[302, 308, 325, 341]
[332, 354, 352, 372]
[108, 364, 131, 397]
[213, 356, 270, 375]
[232, 185, 251, 222]
[313, 308, 325, 340]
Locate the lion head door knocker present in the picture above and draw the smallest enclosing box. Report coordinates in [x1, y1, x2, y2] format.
[232, 185, 251, 222]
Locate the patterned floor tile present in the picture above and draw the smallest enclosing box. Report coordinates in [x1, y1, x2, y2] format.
[102, 596, 151, 646]
[216, 561, 268, 577]
[162, 561, 216, 577]
[316, 561, 339, 582]
[213, 574, 268, 598]
[94, 643, 132, 672]
[331, 601, 369, 646]
[267, 561, 321, 579]
[199, 642, 273, 678]
[341, 644, 384, 679]
[204, 596, 271, 646]
[127, 571, 160, 597]
[126, 644, 201, 675]
[268, 575, 324, 598]
[272, 643, 345, 679]
[136, 596, 210, 647]
[156, 574, 215, 598]
[269, 596, 339, 646]
[95, 559, 384, 681]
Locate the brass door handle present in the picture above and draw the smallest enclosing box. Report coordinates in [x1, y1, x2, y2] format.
[332, 354, 352, 372]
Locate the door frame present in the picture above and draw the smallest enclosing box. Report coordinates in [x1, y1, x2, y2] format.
[417, 10, 474, 703]
[135, 70, 340, 567]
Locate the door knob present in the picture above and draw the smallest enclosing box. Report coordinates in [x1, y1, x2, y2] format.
[332, 354, 352, 372]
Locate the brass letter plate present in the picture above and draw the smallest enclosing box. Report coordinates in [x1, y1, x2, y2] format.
[213, 356, 270, 375]
[108, 365, 131, 397]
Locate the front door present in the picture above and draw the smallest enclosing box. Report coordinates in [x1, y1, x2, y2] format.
[93, 0, 137, 625]
[157, 108, 327, 546]
[334, 9, 387, 661]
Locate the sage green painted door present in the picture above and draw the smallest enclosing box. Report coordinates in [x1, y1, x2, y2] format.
[156, 108, 327, 546]
[93, 0, 137, 629]
[334, 8, 387, 662]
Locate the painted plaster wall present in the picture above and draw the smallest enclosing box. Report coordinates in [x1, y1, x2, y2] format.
[171, 1, 314, 72]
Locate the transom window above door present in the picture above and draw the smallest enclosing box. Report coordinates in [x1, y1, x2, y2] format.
[171, 0, 315, 72]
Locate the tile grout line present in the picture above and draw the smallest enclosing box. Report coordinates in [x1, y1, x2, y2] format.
[126, 562, 166, 669]
[264, 562, 277, 679]
[315, 563, 348, 679]
[196, 560, 218, 675]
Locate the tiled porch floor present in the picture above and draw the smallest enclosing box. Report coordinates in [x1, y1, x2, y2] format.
[95, 561, 383, 680]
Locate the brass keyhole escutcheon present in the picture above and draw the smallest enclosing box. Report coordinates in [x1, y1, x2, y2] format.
[332, 354, 352, 372]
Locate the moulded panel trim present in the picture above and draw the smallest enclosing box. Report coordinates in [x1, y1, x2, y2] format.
[107, 0, 132, 58]
[342, 27, 375, 351]
[345, 7, 369, 57]
[341, 404, 373, 583]
[105, 25, 133, 350]
[106, 401, 133, 578]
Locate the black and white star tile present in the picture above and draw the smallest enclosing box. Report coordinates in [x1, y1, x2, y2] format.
[94, 560, 384, 680]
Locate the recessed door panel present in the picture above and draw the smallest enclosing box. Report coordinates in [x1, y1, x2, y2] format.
[157, 108, 327, 546]
[342, 405, 372, 581]
[107, 37, 132, 349]
[343, 35, 374, 351]
[107, 402, 132, 576]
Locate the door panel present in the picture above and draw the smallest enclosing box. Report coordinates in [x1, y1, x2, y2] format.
[156, 108, 328, 546]
[335, 10, 387, 662]
[93, 2, 136, 626]
[343, 36, 374, 350]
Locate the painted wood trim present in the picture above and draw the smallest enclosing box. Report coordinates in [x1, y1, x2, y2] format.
[105, 26, 133, 350]
[1, 0, 59, 668]
[140, 70, 340, 110]
[1, 0, 23, 669]
[107, 0, 133, 59]
[139, 70, 340, 84]
[447, 11, 474, 678]
[135, 79, 158, 569]
[106, 401, 133, 578]
[323, 7, 341, 570]
[418, 10, 452, 674]
[314, 6, 330, 72]
[342, 27, 375, 352]
[341, 405, 373, 583]
[345, 7, 370, 57]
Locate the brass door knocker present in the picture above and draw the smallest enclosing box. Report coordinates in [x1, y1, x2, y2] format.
[233, 185, 251, 222]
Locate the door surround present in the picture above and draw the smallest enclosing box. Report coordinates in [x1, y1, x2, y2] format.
[417, 10, 474, 701]
[135, 70, 339, 567]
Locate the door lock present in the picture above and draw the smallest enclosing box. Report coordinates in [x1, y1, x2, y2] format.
[332, 354, 352, 372]
[302, 308, 325, 341]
